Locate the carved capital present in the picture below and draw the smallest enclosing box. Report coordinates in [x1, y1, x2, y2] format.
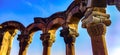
[60, 28, 79, 44]
[18, 34, 31, 50]
[82, 7, 111, 28]
[87, 23, 106, 37]
[40, 33, 54, 47]
[86, 23, 108, 55]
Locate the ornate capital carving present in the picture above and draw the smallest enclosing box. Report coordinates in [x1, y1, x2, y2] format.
[40, 33, 54, 47]
[82, 7, 111, 28]
[81, 7, 110, 55]
[18, 34, 31, 49]
[60, 28, 79, 44]
[87, 23, 106, 37]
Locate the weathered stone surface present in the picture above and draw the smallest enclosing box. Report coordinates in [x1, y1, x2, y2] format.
[40, 33, 55, 55]
[91, 0, 107, 7]
[82, 7, 111, 28]
[115, 0, 120, 11]
[60, 25, 79, 55]
[87, 23, 108, 55]
[107, 0, 115, 5]
[0, 29, 4, 49]
[0, 21, 25, 55]
[81, 6, 111, 55]
[18, 34, 31, 55]
[107, 0, 120, 12]
[0, 30, 17, 55]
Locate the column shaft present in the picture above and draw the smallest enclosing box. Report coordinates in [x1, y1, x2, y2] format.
[87, 23, 108, 55]
[0, 33, 3, 54]
[19, 47, 28, 55]
[66, 43, 75, 55]
[43, 46, 51, 55]
[18, 34, 31, 55]
[60, 28, 78, 55]
[82, 6, 111, 55]
[40, 33, 54, 55]
[91, 35, 108, 55]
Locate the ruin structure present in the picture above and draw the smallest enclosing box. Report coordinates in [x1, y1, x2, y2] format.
[0, 0, 120, 55]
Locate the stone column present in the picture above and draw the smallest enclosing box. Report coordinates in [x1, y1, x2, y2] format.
[0, 29, 3, 50]
[82, 7, 111, 55]
[60, 27, 79, 55]
[0, 29, 17, 55]
[40, 33, 55, 55]
[7, 30, 18, 55]
[0, 25, 3, 52]
[87, 23, 108, 55]
[18, 34, 31, 55]
[0, 28, 4, 55]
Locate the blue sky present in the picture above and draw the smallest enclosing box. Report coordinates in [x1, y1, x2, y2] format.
[0, 0, 120, 55]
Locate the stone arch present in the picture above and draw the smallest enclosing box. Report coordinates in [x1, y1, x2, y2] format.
[0, 21, 25, 55]
[47, 12, 66, 30]
[66, 2, 86, 23]
[47, 17, 65, 43]
[17, 20, 46, 54]
[18, 23, 44, 55]
[26, 23, 44, 34]
[24, 12, 66, 55]
[1, 21, 25, 32]
[64, 0, 86, 32]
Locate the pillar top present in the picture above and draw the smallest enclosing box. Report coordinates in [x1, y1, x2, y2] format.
[82, 7, 111, 28]
[60, 28, 79, 44]
[17, 34, 31, 44]
[40, 33, 55, 47]
[87, 23, 106, 37]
